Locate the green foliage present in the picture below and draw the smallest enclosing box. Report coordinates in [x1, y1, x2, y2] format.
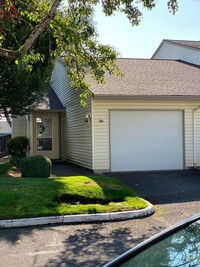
[0, 175, 147, 219]
[0, 0, 179, 115]
[0, 57, 53, 117]
[7, 136, 30, 166]
[20, 155, 52, 178]
[0, 163, 15, 176]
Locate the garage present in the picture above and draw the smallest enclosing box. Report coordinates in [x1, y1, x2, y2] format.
[110, 110, 183, 171]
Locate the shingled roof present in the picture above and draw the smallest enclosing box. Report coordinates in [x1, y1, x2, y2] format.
[87, 59, 200, 97]
[35, 88, 65, 111]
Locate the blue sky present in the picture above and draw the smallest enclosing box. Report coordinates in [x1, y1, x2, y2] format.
[94, 0, 200, 58]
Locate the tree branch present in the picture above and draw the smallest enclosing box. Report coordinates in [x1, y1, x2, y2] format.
[0, 47, 19, 59]
[0, 0, 62, 60]
[23, 0, 62, 52]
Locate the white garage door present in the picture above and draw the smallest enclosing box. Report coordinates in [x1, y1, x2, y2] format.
[110, 111, 183, 171]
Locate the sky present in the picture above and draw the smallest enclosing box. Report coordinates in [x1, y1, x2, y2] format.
[93, 0, 200, 58]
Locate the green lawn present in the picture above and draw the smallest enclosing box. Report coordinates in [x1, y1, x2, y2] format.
[0, 163, 148, 219]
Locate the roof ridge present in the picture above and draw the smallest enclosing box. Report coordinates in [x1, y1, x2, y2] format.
[163, 39, 200, 49]
[164, 39, 200, 42]
[116, 58, 177, 62]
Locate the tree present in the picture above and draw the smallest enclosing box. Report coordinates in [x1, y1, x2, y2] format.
[0, 6, 55, 124]
[0, 57, 53, 126]
[0, 0, 179, 119]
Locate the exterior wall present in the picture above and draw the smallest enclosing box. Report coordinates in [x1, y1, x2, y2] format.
[0, 120, 11, 134]
[12, 116, 27, 137]
[152, 42, 200, 66]
[51, 60, 93, 169]
[195, 110, 200, 164]
[60, 112, 67, 160]
[92, 98, 200, 171]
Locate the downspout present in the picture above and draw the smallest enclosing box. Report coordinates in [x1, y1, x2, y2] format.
[193, 105, 200, 168]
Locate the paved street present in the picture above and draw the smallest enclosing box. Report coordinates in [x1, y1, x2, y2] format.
[0, 201, 199, 266]
[0, 165, 200, 266]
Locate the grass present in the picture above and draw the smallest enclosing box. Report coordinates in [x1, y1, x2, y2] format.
[0, 163, 148, 220]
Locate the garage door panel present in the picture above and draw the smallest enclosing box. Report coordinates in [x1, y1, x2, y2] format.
[110, 111, 183, 171]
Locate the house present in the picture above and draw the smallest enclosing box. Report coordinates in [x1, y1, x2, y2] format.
[12, 41, 200, 173]
[152, 39, 200, 66]
[0, 120, 11, 135]
[0, 115, 12, 157]
[0, 115, 11, 135]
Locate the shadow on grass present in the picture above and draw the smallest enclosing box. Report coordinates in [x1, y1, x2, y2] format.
[0, 162, 145, 221]
[0, 176, 72, 220]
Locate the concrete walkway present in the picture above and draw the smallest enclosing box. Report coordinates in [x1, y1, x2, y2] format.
[51, 161, 94, 177]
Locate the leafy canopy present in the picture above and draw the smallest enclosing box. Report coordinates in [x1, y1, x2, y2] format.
[0, 0, 179, 117]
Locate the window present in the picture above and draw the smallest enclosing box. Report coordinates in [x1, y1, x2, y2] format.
[36, 117, 52, 151]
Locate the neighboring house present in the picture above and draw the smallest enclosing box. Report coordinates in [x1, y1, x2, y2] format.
[0, 116, 12, 157]
[152, 39, 200, 66]
[0, 117, 11, 135]
[12, 41, 200, 173]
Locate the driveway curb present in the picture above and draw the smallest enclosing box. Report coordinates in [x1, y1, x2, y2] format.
[0, 200, 154, 229]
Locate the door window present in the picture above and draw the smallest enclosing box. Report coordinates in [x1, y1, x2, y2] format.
[36, 117, 52, 151]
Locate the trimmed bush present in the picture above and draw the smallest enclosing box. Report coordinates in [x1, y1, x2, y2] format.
[7, 136, 30, 157]
[20, 155, 52, 178]
[7, 136, 30, 166]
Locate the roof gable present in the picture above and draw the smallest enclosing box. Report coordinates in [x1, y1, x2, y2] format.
[152, 39, 200, 59]
[35, 88, 65, 110]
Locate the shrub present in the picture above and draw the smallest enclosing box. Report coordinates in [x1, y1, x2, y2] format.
[0, 163, 13, 175]
[7, 136, 30, 166]
[20, 155, 52, 178]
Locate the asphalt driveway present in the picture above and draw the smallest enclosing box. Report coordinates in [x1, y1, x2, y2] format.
[105, 170, 200, 204]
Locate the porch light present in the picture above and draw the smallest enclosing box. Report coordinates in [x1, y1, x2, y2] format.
[85, 113, 91, 124]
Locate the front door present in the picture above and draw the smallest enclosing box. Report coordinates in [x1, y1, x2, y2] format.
[32, 113, 60, 159]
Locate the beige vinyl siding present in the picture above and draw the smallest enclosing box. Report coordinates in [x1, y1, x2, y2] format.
[51, 60, 72, 106]
[60, 112, 67, 160]
[12, 116, 26, 137]
[29, 113, 34, 156]
[184, 109, 193, 167]
[51, 60, 92, 169]
[152, 42, 200, 66]
[196, 110, 200, 164]
[92, 98, 200, 171]
[63, 96, 92, 169]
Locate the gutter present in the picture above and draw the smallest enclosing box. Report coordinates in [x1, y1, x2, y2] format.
[193, 104, 200, 167]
